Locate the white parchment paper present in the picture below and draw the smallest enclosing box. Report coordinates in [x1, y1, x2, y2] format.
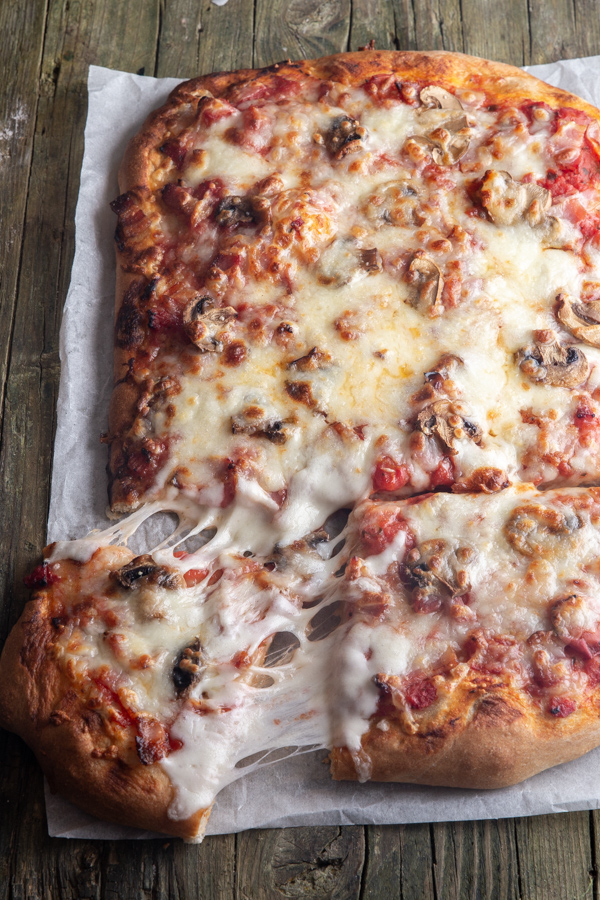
[45, 57, 600, 838]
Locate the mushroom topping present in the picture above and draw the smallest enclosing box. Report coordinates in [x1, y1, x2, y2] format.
[318, 239, 381, 286]
[215, 194, 272, 229]
[420, 86, 464, 110]
[516, 330, 589, 388]
[287, 347, 332, 371]
[480, 170, 551, 227]
[324, 115, 367, 159]
[115, 554, 185, 590]
[556, 292, 600, 349]
[407, 114, 471, 165]
[173, 638, 206, 697]
[429, 115, 471, 165]
[505, 503, 582, 558]
[399, 540, 474, 615]
[360, 248, 383, 273]
[405, 251, 444, 316]
[416, 399, 482, 454]
[183, 297, 237, 351]
[231, 407, 290, 444]
[364, 180, 426, 227]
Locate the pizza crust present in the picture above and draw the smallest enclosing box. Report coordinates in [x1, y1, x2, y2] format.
[0, 590, 210, 841]
[330, 688, 600, 789]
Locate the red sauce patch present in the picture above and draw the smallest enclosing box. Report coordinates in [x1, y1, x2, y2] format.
[372, 457, 410, 492]
[24, 563, 60, 589]
[429, 457, 455, 489]
[359, 505, 415, 557]
[404, 676, 437, 710]
[184, 568, 209, 587]
[548, 696, 577, 718]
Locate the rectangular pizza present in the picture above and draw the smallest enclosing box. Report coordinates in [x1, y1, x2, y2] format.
[4, 49, 600, 841]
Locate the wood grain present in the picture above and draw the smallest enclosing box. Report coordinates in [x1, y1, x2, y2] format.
[3, 0, 600, 898]
[253, 0, 351, 68]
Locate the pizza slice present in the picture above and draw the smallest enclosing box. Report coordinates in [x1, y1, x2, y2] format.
[108, 50, 600, 543]
[4, 484, 600, 837]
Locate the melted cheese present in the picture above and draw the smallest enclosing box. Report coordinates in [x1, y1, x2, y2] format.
[59, 78, 600, 836]
[51, 484, 600, 824]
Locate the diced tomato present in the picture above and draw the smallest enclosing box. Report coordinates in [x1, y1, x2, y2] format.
[372, 457, 410, 492]
[173, 550, 188, 559]
[24, 563, 60, 588]
[541, 147, 600, 199]
[548, 696, 577, 717]
[429, 457, 455, 489]
[404, 676, 437, 710]
[184, 568, 209, 587]
[359, 506, 415, 557]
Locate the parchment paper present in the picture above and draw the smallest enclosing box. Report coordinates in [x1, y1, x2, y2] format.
[45, 56, 600, 839]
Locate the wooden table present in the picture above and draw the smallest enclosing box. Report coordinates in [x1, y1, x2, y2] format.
[3, 0, 600, 896]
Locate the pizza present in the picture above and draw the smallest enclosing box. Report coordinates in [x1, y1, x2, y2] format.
[4, 49, 600, 841]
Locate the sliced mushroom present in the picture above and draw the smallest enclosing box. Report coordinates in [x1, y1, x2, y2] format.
[215, 194, 272, 229]
[287, 347, 332, 371]
[410, 354, 463, 405]
[505, 503, 582, 557]
[324, 115, 366, 159]
[231, 408, 290, 444]
[480, 170, 551, 227]
[516, 330, 589, 388]
[405, 251, 444, 316]
[556, 292, 600, 349]
[399, 539, 473, 614]
[360, 248, 383, 273]
[420, 86, 463, 110]
[407, 112, 471, 166]
[363, 180, 426, 227]
[183, 299, 237, 351]
[173, 638, 206, 697]
[429, 115, 471, 165]
[318, 239, 381, 286]
[542, 216, 573, 250]
[416, 399, 482, 454]
[115, 554, 185, 590]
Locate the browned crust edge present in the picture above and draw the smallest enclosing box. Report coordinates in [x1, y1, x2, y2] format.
[330, 691, 600, 789]
[107, 50, 600, 512]
[0, 594, 210, 840]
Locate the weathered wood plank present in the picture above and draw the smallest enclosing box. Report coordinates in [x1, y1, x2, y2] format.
[348, 0, 396, 52]
[430, 819, 520, 900]
[236, 826, 365, 899]
[253, 0, 351, 69]
[514, 812, 593, 900]
[0, 0, 48, 444]
[360, 823, 435, 900]
[156, 0, 255, 79]
[460, 0, 530, 64]
[0, 0, 161, 897]
[391, 0, 464, 53]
